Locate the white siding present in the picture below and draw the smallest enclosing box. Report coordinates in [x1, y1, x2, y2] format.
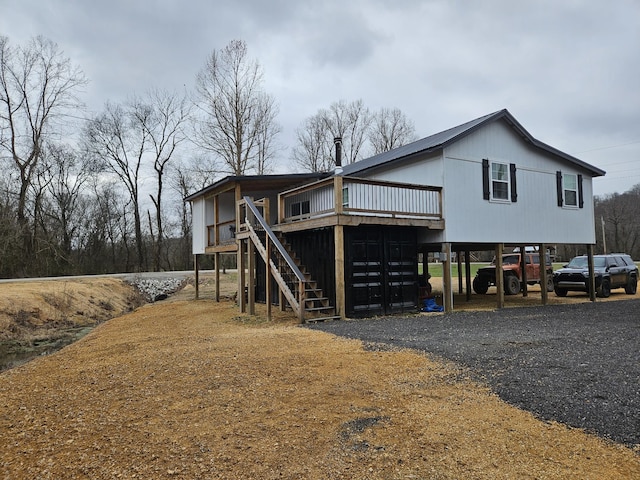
[441, 120, 597, 244]
[191, 197, 206, 254]
[365, 153, 443, 186]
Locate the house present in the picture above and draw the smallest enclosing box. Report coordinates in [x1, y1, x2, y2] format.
[185, 109, 606, 320]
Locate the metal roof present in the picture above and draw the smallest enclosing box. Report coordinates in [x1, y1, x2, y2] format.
[341, 109, 606, 177]
[184, 172, 329, 202]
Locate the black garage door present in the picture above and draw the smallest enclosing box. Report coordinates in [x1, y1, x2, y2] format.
[345, 226, 418, 317]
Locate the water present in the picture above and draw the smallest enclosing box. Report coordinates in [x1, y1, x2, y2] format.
[0, 326, 94, 372]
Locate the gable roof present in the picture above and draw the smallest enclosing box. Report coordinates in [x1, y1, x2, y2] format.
[341, 109, 606, 177]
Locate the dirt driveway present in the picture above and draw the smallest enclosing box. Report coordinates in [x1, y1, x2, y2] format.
[0, 276, 639, 478]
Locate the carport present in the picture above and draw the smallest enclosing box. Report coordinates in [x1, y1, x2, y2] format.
[420, 242, 597, 312]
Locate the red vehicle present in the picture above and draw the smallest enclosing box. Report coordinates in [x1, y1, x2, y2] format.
[473, 252, 554, 295]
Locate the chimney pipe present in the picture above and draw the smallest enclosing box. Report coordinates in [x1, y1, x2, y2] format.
[334, 136, 342, 171]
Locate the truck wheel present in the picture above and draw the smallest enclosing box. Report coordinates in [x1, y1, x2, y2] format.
[625, 276, 637, 295]
[546, 276, 554, 292]
[473, 277, 489, 294]
[597, 278, 611, 298]
[554, 287, 568, 297]
[504, 275, 520, 295]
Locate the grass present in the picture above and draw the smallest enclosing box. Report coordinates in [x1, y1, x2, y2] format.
[420, 262, 567, 278]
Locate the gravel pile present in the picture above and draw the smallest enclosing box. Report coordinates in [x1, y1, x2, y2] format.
[307, 300, 640, 447]
[126, 277, 187, 302]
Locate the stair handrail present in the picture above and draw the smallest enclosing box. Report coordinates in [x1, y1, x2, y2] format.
[242, 196, 306, 284]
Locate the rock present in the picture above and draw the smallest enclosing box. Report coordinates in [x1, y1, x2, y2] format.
[126, 277, 187, 302]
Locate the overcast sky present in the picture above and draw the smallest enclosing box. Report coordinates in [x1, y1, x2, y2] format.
[2, 0, 639, 196]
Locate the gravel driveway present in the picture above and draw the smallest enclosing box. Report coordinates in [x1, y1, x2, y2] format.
[306, 299, 640, 447]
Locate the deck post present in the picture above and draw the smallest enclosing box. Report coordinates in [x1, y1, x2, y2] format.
[248, 239, 255, 315]
[520, 244, 528, 297]
[465, 250, 472, 301]
[265, 235, 272, 321]
[539, 243, 548, 305]
[587, 244, 596, 302]
[298, 278, 305, 323]
[457, 251, 463, 295]
[442, 243, 453, 312]
[496, 243, 504, 309]
[194, 254, 199, 300]
[334, 224, 346, 319]
[238, 239, 246, 313]
[334, 176, 344, 215]
[214, 252, 220, 302]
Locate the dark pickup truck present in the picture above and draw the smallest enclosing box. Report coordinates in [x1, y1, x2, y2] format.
[473, 251, 554, 295]
[553, 253, 638, 298]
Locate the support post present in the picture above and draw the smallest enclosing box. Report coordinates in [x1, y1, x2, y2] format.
[248, 239, 255, 315]
[194, 254, 199, 300]
[334, 224, 346, 319]
[238, 240, 246, 313]
[520, 244, 528, 297]
[465, 250, 472, 301]
[214, 252, 220, 302]
[496, 243, 504, 309]
[539, 243, 548, 305]
[265, 236, 272, 321]
[442, 243, 453, 312]
[298, 279, 305, 324]
[457, 251, 463, 295]
[587, 244, 596, 302]
[334, 176, 344, 215]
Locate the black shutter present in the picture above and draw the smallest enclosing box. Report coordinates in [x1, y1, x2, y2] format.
[482, 159, 490, 200]
[510, 163, 517, 202]
[556, 171, 563, 207]
[578, 174, 584, 208]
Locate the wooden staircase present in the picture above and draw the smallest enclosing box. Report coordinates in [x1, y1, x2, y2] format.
[275, 233, 340, 323]
[239, 197, 340, 323]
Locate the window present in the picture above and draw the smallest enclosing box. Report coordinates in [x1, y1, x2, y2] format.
[491, 162, 509, 200]
[342, 187, 349, 207]
[482, 159, 517, 202]
[556, 171, 584, 208]
[291, 200, 310, 217]
[563, 173, 578, 207]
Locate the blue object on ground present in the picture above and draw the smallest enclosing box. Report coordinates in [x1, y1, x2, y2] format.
[421, 297, 444, 312]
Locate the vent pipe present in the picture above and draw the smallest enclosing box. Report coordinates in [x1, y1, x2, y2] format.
[334, 136, 342, 173]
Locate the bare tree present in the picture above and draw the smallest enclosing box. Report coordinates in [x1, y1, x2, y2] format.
[595, 189, 640, 258]
[368, 107, 418, 155]
[85, 101, 148, 271]
[325, 99, 371, 165]
[195, 39, 281, 175]
[294, 99, 424, 172]
[38, 143, 93, 271]
[132, 88, 190, 271]
[0, 35, 87, 272]
[291, 115, 334, 173]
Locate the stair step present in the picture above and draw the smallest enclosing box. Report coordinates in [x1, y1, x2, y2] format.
[304, 296, 328, 303]
[305, 306, 335, 313]
[305, 315, 341, 323]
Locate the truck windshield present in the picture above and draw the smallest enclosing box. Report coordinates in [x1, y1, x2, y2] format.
[567, 257, 606, 268]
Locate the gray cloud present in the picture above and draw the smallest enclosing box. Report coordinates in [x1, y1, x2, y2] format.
[2, 0, 639, 195]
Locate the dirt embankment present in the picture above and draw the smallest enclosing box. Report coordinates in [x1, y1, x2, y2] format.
[0, 278, 145, 369]
[0, 276, 639, 478]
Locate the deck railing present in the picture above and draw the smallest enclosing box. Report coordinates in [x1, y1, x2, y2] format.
[238, 197, 307, 322]
[278, 176, 442, 223]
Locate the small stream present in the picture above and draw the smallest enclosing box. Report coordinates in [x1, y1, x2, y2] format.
[0, 326, 94, 372]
